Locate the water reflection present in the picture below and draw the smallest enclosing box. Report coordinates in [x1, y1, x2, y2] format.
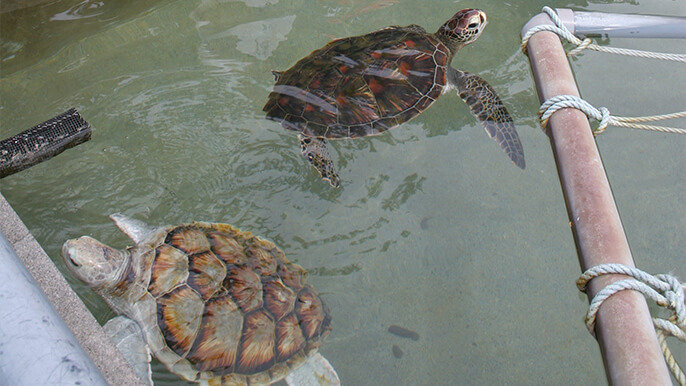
[50, 0, 106, 21]
[226, 16, 296, 60]
[0, 0, 167, 75]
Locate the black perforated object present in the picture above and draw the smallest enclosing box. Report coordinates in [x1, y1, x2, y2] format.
[0, 108, 92, 178]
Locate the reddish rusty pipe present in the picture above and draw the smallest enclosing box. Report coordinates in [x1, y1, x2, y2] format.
[522, 10, 671, 385]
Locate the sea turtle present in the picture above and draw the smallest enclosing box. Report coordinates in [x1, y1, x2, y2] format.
[264, 8, 525, 188]
[62, 214, 339, 385]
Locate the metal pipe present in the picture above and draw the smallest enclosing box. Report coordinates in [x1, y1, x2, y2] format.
[572, 11, 686, 39]
[521, 11, 673, 386]
[522, 8, 686, 39]
[0, 231, 107, 386]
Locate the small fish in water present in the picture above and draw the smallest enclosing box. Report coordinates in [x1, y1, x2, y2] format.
[388, 325, 420, 341]
[392, 344, 403, 358]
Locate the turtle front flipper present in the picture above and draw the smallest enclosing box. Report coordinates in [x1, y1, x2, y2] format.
[103, 316, 153, 386]
[448, 68, 525, 169]
[298, 134, 341, 188]
[110, 213, 157, 244]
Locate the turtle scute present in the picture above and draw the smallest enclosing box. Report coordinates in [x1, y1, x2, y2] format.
[148, 222, 331, 384]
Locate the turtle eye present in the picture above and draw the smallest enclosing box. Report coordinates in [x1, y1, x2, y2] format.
[468, 22, 479, 29]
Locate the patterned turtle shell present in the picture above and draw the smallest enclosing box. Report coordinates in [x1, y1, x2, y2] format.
[263, 9, 525, 188]
[263, 25, 450, 139]
[144, 222, 331, 384]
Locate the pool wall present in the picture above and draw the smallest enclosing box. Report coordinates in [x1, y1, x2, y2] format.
[0, 191, 144, 385]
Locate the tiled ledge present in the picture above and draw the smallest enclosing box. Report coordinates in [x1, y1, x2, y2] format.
[0, 191, 144, 386]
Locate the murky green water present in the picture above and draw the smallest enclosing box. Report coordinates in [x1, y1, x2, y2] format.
[1, 0, 684, 384]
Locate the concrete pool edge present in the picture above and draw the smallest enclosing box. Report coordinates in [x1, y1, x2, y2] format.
[0, 191, 144, 386]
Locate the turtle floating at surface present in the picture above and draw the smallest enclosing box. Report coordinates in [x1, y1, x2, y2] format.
[62, 214, 339, 385]
[264, 8, 525, 188]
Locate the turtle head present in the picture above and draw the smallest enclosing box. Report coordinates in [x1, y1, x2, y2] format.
[62, 236, 130, 292]
[437, 9, 487, 51]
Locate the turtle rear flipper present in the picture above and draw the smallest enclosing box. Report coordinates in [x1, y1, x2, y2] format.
[103, 316, 153, 386]
[449, 68, 525, 169]
[299, 135, 341, 188]
[285, 352, 340, 385]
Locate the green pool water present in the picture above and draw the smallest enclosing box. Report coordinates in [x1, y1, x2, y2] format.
[1, 0, 684, 384]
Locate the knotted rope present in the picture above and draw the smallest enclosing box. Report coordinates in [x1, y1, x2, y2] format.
[522, 7, 686, 135]
[538, 95, 686, 135]
[522, 6, 686, 63]
[577, 263, 686, 385]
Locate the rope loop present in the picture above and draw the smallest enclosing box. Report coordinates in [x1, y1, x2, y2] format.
[568, 38, 593, 56]
[522, 6, 686, 63]
[537, 95, 686, 135]
[538, 95, 612, 134]
[578, 263, 686, 385]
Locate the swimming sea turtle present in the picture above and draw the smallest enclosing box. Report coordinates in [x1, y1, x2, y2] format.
[264, 8, 525, 187]
[62, 214, 339, 385]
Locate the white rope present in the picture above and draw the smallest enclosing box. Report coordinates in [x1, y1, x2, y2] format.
[577, 263, 686, 385]
[522, 6, 686, 63]
[523, 8, 686, 135]
[538, 95, 686, 135]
